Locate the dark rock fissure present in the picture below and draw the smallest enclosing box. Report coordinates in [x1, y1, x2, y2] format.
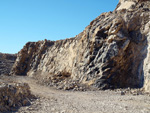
[8, 0, 150, 91]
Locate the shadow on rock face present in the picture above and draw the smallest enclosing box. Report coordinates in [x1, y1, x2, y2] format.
[94, 9, 149, 89]
[9, 1, 150, 91]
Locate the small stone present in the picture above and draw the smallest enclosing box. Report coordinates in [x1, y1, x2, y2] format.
[23, 99, 30, 106]
[121, 91, 125, 95]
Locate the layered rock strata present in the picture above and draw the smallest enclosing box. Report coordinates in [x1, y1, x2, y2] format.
[11, 0, 150, 91]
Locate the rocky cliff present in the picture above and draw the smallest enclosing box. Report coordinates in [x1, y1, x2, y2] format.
[11, 0, 150, 91]
[0, 53, 17, 75]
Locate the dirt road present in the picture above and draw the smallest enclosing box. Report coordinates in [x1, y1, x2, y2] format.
[1, 75, 150, 113]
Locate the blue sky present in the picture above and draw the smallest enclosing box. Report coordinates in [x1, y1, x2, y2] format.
[0, 0, 119, 54]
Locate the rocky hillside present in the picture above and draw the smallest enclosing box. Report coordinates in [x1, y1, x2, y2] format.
[0, 53, 16, 75]
[11, 0, 150, 91]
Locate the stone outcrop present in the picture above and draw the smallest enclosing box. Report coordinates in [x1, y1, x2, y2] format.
[0, 82, 33, 112]
[0, 53, 17, 75]
[11, 0, 150, 91]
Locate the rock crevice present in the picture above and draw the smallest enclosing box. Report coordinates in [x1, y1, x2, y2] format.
[11, 0, 150, 91]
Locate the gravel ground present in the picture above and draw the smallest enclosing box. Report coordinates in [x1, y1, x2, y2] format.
[0, 75, 150, 113]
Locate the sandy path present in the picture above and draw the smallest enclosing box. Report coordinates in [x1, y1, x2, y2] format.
[1, 76, 150, 113]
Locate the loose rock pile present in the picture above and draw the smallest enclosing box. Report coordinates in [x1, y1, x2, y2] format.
[0, 82, 34, 112]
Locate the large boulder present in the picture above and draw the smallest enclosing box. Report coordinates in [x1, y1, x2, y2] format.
[11, 0, 150, 91]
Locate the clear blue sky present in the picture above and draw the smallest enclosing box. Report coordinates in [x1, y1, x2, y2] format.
[0, 0, 119, 54]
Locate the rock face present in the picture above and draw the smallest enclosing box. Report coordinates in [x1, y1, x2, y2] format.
[0, 53, 17, 75]
[11, 0, 150, 91]
[0, 82, 33, 112]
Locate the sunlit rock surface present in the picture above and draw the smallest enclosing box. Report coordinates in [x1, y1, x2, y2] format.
[11, 0, 150, 91]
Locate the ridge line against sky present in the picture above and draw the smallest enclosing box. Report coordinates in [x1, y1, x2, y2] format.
[0, 0, 119, 54]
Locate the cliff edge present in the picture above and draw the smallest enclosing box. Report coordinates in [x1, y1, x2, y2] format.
[11, 0, 150, 91]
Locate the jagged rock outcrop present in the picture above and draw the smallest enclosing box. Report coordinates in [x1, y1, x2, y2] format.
[11, 0, 150, 91]
[0, 53, 17, 75]
[0, 82, 33, 112]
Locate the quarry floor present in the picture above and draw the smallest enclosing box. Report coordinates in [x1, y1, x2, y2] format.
[1, 75, 150, 113]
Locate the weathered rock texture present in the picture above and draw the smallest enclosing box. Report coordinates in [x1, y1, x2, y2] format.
[0, 53, 17, 75]
[0, 82, 33, 112]
[11, 0, 150, 91]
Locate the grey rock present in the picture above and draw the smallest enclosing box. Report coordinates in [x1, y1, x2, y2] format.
[10, 0, 150, 92]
